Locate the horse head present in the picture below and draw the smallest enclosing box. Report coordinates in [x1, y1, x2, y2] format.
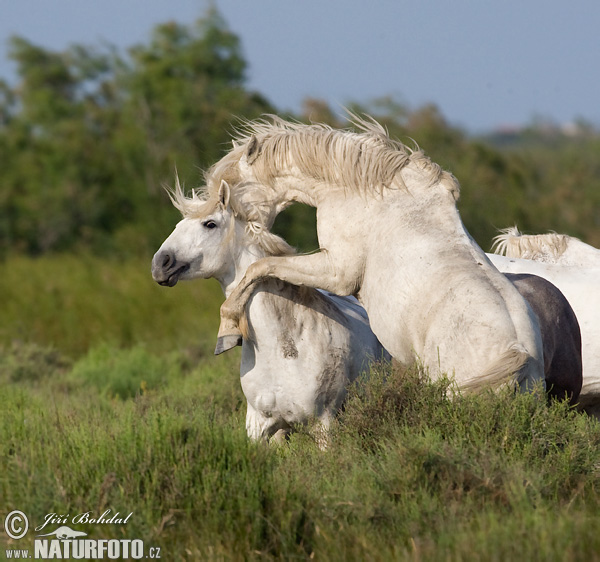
[152, 177, 295, 291]
[151, 180, 237, 287]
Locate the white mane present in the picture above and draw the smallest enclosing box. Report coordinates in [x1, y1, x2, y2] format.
[492, 226, 572, 261]
[492, 226, 600, 267]
[205, 114, 461, 204]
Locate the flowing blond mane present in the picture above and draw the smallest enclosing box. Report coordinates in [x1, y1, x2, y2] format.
[492, 226, 571, 260]
[166, 175, 295, 258]
[204, 115, 460, 207]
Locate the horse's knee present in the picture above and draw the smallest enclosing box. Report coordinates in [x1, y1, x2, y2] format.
[220, 298, 240, 322]
[216, 304, 243, 352]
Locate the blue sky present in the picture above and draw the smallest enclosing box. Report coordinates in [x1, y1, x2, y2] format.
[1, 0, 599, 133]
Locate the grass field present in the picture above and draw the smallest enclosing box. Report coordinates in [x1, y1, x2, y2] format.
[0, 254, 224, 357]
[2, 255, 600, 561]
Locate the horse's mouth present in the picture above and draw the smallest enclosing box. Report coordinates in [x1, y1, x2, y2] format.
[158, 264, 189, 287]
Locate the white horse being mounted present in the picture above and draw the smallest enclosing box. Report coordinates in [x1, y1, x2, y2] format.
[206, 116, 545, 392]
[492, 226, 600, 267]
[151, 178, 388, 442]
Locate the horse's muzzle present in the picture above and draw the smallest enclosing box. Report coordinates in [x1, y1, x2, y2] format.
[151, 250, 190, 287]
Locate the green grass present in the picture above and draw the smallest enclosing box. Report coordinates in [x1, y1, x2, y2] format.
[0, 253, 224, 357]
[1, 256, 600, 560]
[2, 355, 600, 560]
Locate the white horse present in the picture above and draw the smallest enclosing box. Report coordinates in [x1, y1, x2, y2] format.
[492, 226, 600, 267]
[151, 179, 389, 442]
[488, 253, 600, 413]
[205, 116, 545, 392]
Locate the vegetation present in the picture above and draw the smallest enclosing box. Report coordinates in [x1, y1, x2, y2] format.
[1, 7, 600, 561]
[2, 333, 600, 560]
[1, 9, 599, 257]
[0, 255, 222, 357]
[0, 8, 272, 257]
[1, 256, 599, 561]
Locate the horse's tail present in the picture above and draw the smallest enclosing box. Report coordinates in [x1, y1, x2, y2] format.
[460, 343, 540, 393]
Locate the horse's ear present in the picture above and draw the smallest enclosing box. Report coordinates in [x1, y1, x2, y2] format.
[245, 135, 261, 165]
[218, 180, 231, 209]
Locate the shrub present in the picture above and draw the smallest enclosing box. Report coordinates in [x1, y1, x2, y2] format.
[0, 341, 70, 383]
[69, 344, 180, 399]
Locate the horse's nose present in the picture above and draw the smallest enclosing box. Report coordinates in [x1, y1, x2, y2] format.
[161, 251, 175, 270]
[152, 249, 190, 286]
[151, 249, 175, 281]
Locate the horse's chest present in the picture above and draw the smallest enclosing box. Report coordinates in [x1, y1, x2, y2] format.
[240, 355, 319, 422]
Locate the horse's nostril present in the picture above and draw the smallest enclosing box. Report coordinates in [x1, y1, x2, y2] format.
[162, 252, 174, 269]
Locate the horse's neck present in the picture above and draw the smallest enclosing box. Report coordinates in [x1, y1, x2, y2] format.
[270, 174, 330, 207]
[218, 242, 265, 298]
[398, 183, 485, 260]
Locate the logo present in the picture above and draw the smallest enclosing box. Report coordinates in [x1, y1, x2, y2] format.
[4, 511, 28, 540]
[3, 510, 162, 560]
[33, 510, 133, 533]
[36, 525, 87, 539]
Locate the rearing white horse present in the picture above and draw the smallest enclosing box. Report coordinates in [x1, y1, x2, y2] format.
[205, 116, 545, 392]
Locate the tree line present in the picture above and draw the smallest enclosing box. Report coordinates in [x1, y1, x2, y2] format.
[0, 8, 598, 258]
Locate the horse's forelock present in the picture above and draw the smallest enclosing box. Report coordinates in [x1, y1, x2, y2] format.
[166, 174, 213, 218]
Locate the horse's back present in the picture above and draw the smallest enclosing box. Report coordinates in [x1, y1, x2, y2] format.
[563, 238, 600, 267]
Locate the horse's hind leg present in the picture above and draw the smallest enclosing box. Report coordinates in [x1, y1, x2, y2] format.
[506, 273, 583, 404]
[545, 345, 583, 404]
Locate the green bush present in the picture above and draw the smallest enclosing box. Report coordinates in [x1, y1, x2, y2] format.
[2, 358, 600, 560]
[0, 341, 70, 383]
[68, 344, 180, 399]
[0, 255, 224, 357]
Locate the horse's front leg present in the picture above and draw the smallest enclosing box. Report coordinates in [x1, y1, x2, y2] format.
[215, 251, 358, 354]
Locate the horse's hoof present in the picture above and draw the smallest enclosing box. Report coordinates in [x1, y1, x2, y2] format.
[214, 334, 243, 355]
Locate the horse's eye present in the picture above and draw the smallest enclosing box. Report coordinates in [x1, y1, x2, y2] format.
[203, 220, 217, 229]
